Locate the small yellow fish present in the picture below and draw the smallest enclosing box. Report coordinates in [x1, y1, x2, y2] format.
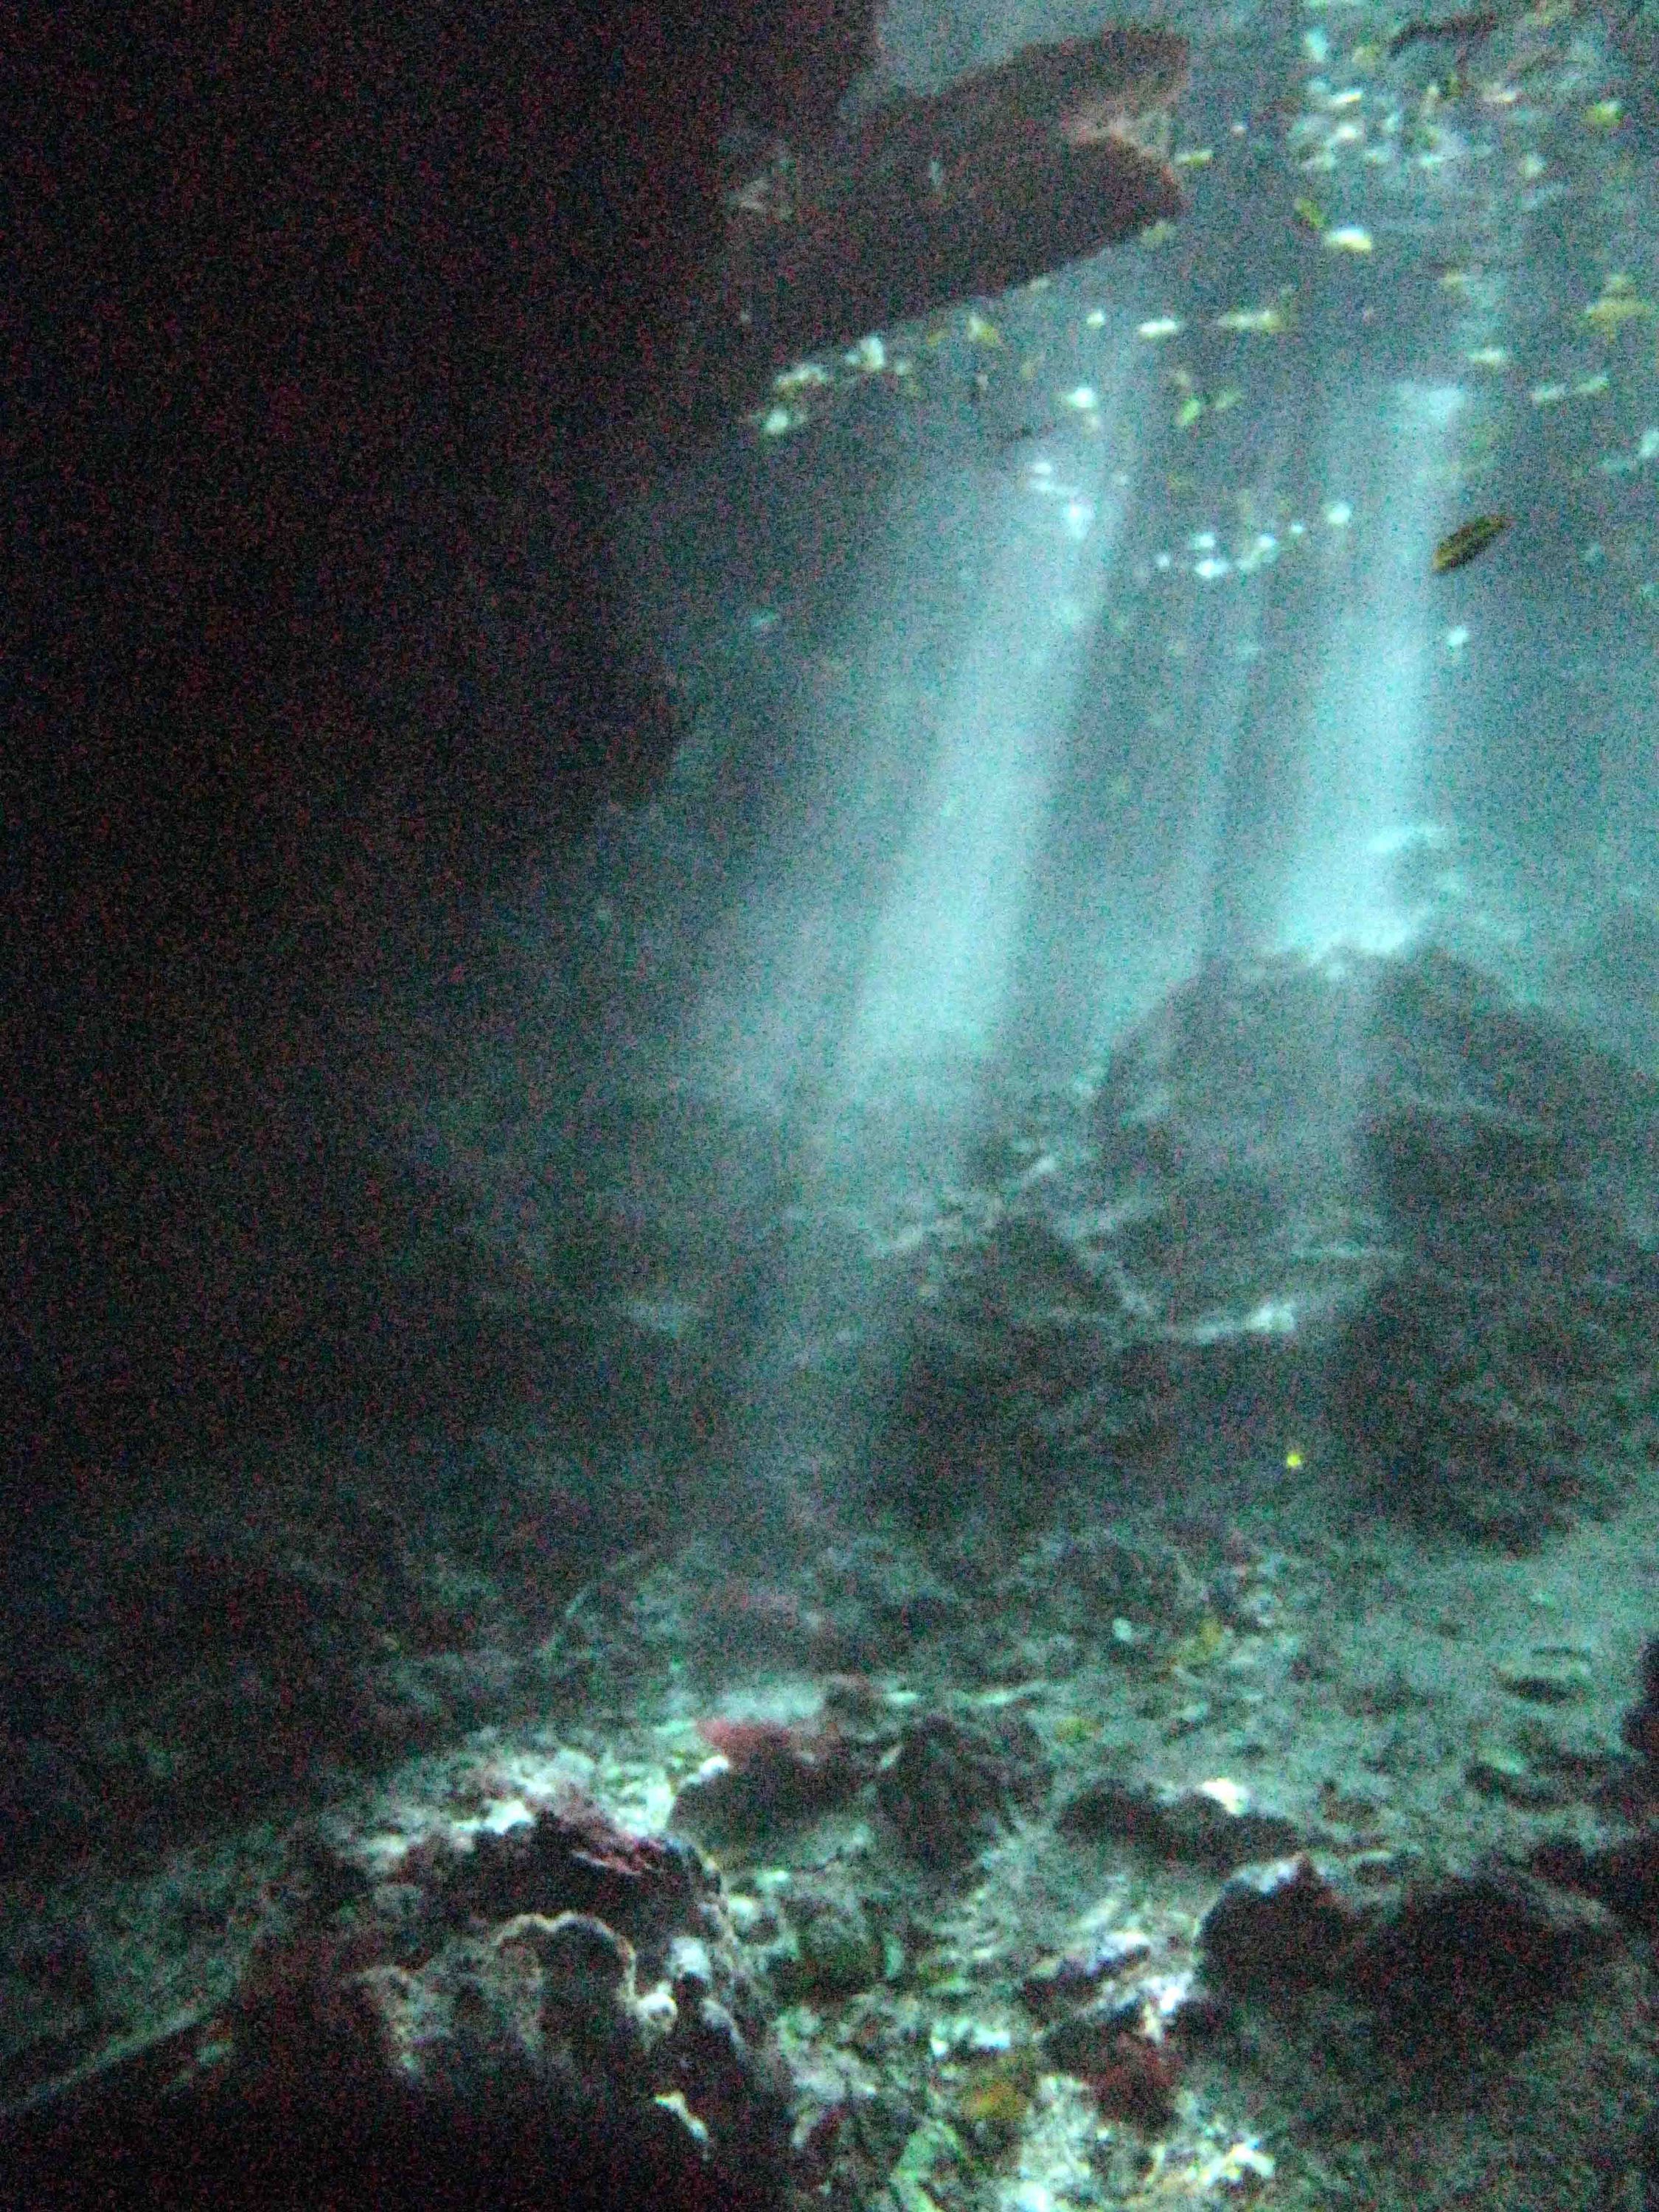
[1293, 195, 1326, 234]
[1432, 513, 1511, 572]
[964, 309, 1004, 346]
[1582, 275, 1655, 335]
[1214, 295, 1295, 335]
[1584, 98, 1623, 129]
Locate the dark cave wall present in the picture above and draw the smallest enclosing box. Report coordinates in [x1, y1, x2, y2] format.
[4, 0, 882, 1482]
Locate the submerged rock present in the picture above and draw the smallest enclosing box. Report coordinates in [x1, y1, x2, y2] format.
[876, 1711, 1049, 1871]
[0, 1790, 791, 2209]
[880, 947, 1659, 1545]
[668, 26, 1189, 445]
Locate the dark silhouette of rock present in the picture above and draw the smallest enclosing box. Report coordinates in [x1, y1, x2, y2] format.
[670, 26, 1189, 442]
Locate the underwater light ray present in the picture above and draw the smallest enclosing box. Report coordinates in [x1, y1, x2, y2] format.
[838, 341, 1144, 1103]
[1276, 380, 1466, 957]
[661, 341, 1147, 1549]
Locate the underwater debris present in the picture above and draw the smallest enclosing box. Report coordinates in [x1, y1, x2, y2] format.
[1432, 512, 1511, 571]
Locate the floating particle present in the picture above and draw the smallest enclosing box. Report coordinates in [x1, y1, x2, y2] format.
[1433, 512, 1510, 571]
[1324, 500, 1352, 526]
[1137, 315, 1185, 338]
[1464, 345, 1509, 366]
[1323, 223, 1374, 252]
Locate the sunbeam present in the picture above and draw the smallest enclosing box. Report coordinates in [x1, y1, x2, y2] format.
[1279, 379, 1467, 956]
[843, 344, 1143, 1096]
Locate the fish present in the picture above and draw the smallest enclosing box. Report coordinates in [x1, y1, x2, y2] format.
[1432, 513, 1511, 571]
[1214, 293, 1295, 335]
[1581, 276, 1655, 335]
[1386, 10, 1499, 57]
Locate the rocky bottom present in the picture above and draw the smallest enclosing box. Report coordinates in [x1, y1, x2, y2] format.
[7, 1458, 1659, 2212]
